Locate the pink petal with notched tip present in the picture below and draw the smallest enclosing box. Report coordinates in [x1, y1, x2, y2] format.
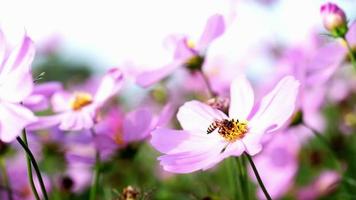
[0, 102, 37, 142]
[229, 75, 254, 120]
[249, 76, 299, 134]
[176, 100, 227, 133]
[196, 14, 225, 52]
[94, 68, 124, 105]
[135, 60, 182, 88]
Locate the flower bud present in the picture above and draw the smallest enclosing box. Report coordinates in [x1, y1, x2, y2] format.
[320, 2, 348, 37]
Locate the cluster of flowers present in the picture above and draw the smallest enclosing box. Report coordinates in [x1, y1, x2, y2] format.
[0, 2, 354, 200]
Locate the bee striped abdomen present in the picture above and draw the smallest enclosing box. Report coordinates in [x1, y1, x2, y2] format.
[207, 120, 220, 134]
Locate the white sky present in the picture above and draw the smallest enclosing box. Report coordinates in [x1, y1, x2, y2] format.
[0, 0, 355, 72]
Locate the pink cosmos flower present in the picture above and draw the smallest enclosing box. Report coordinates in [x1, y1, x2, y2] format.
[298, 170, 340, 200]
[151, 75, 299, 173]
[94, 104, 174, 157]
[136, 14, 225, 88]
[28, 68, 123, 131]
[0, 30, 37, 142]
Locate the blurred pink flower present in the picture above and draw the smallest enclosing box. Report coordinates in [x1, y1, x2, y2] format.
[94, 104, 174, 156]
[151, 75, 299, 173]
[298, 170, 341, 200]
[28, 68, 123, 131]
[136, 14, 225, 88]
[249, 129, 301, 199]
[0, 155, 51, 200]
[0, 30, 37, 142]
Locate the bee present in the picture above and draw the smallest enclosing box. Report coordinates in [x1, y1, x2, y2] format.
[207, 120, 222, 134]
[206, 119, 241, 154]
[207, 119, 239, 135]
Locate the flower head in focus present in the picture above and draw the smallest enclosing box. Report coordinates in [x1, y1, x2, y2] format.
[151, 75, 299, 173]
[0, 30, 37, 142]
[136, 14, 225, 88]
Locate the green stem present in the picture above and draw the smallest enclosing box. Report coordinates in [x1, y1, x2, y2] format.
[235, 157, 249, 200]
[89, 128, 101, 200]
[245, 153, 272, 200]
[0, 157, 13, 200]
[17, 132, 48, 200]
[341, 37, 356, 71]
[227, 158, 241, 199]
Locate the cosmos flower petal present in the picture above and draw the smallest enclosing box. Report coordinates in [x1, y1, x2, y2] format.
[196, 14, 225, 51]
[0, 102, 37, 142]
[123, 108, 154, 142]
[151, 128, 221, 154]
[59, 111, 95, 131]
[177, 100, 228, 133]
[158, 146, 224, 174]
[135, 60, 182, 88]
[250, 76, 299, 134]
[0, 30, 5, 65]
[26, 115, 63, 131]
[0, 72, 33, 103]
[229, 75, 254, 120]
[23, 82, 63, 111]
[0, 34, 35, 78]
[94, 68, 124, 105]
[51, 91, 73, 112]
[173, 37, 197, 60]
[241, 132, 263, 156]
[346, 21, 356, 45]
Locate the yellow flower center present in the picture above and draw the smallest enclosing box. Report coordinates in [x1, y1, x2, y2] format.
[70, 92, 93, 111]
[186, 39, 195, 49]
[207, 119, 248, 142]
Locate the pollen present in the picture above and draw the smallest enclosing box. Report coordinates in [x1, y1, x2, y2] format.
[207, 119, 248, 142]
[70, 92, 93, 111]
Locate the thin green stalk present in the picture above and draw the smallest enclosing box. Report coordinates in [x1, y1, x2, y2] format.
[245, 153, 272, 200]
[20, 131, 40, 200]
[199, 70, 216, 98]
[0, 157, 13, 200]
[17, 133, 48, 200]
[241, 157, 250, 199]
[235, 157, 249, 200]
[341, 37, 356, 71]
[89, 128, 101, 200]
